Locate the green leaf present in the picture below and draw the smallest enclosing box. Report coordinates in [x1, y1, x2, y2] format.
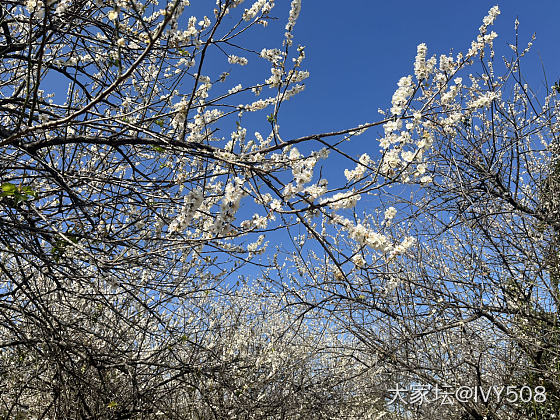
[1, 183, 17, 196]
[13, 192, 28, 203]
[155, 119, 164, 128]
[151, 145, 165, 153]
[1, 183, 36, 202]
[20, 186, 36, 197]
[107, 401, 118, 408]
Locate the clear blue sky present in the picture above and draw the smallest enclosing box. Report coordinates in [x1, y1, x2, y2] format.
[275, 1, 560, 142]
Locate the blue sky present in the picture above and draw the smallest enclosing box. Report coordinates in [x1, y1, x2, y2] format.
[276, 1, 560, 141]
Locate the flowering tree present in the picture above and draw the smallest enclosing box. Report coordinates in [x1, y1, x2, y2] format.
[1, 0, 557, 418]
[0, 0, 414, 417]
[271, 7, 560, 419]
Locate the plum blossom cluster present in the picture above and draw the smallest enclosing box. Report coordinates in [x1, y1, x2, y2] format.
[329, 215, 415, 258]
[246, 234, 267, 253]
[242, 0, 274, 21]
[321, 191, 361, 210]
[377, 118, 433, 180]
[372, 6, 504, 184]
[260, 48, 283, 65]
[55, 0, 71, 15]
[228, 55, 249, 66]
[236, 45, 307, 115]
[284, 0, 301, 44]
[242, 97, 275, 112]
[303, 178, 329, 201]
[414, 43, 436, 81]
[25, 0, 45, 15]
[174, 16, 199, 42]
[383, 207, 397, 225]
[240, 213, 270, 231]
[388, 236, 416, 259]
[469, 91, 500, 109]
[330, 215, 389, 252]
[390, 76, 414, 116]
[324, 12, 508, 254]
[168, 189, 204, 235]
[212, 177, 246, 235]
[344, 154, 372, 182]
[283, 147, 328, 198]
[228, 84, 243, 95]
[479, 5, 500, 34]
[463, 6, 500, 59]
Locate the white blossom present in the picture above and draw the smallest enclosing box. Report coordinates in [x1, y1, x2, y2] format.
[228, 55, 249, 65]
[390, 76, 414, 116]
